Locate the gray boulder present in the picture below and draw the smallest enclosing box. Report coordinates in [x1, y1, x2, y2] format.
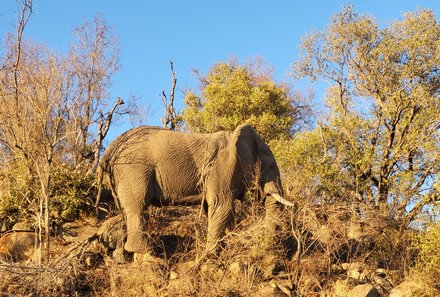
[389, 281, 425, 297]
[349, 284, 379, 297]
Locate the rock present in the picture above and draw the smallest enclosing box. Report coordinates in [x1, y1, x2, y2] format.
[333, 279, 351, 297]
[347, 268, 367, 283]
[342, 262, 368, 283]
[331, 263, 344, 273]
[111, 247, 130, 264]
[254, 283, 290, 297]
[133, 252, 165, 266]
[169, 271, 178, 280]
[389, 281, 425, 297]
[12, 221, 32, 231]
[349, 284, 379, 297]
[0, 231, 36, 262]
[341, 262, 350, 270]
[371, 273, 393, 295]
[97, 215, 126, 251]
[375, 268, 386, 277]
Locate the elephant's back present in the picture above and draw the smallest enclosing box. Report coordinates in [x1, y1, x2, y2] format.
[102, 126, 164, 160]
[101, 124, 223, 175]
[103, 126, 229, 159]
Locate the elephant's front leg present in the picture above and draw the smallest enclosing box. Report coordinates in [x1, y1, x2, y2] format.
[205, 192, 234, 254]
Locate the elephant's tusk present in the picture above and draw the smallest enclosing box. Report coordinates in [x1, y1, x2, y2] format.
[271, 193, 294, 207]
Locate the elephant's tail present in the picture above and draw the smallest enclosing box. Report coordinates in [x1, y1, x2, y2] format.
[94, 162, 105, 215]
[94, 156, 121, 214]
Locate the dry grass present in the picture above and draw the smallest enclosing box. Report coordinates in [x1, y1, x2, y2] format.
[0, 196, 418, 296]
[0, 252, 109, 296]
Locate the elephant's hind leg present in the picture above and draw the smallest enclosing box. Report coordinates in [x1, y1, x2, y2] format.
[117, 166, 153, 254]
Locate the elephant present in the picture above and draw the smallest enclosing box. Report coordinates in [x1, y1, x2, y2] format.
[97, 124, 292, 255]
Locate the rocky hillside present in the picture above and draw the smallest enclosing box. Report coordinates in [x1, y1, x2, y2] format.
[0, 200, 435, 296]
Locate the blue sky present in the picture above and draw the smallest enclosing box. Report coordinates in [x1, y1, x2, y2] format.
[1, 1, 439, 141]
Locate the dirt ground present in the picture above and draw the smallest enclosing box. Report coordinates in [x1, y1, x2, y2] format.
[0, 204, 296, 296]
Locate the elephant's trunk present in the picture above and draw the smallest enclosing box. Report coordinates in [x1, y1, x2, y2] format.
[261, 180, 292, 236]
[262, 180, 288, 247]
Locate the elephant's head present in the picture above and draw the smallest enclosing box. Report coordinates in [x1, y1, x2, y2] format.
[232, 125, 293, 208]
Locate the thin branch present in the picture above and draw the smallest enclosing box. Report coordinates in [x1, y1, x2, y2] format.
[168, 60, 177, 129]
[161, 90, 168, 127]
[89, 97, 124, 174]
[161, 60, 178, 130]
[13, 0, 33, 101]
[405, 190, 438, 223]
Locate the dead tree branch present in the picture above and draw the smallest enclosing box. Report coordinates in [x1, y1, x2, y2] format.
[89, 97, 124, 174]
[161, 60, 178, 130]
[13, 0, 33, 101]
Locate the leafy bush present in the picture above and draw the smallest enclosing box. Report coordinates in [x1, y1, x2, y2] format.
[0, 164, 96, 229]
[50, 166, 97, 222]
[0, 161, 38, 226]
[411, 223, 440, 294]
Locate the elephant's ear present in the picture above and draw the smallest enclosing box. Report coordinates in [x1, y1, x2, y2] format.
[231, 124, 259, 183]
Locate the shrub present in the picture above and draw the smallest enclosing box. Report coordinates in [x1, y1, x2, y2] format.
[0, 161, 38, 226]
[411, 222, 440, 294]
[0, 163, 97, 230]
[50, 166, 97, 222]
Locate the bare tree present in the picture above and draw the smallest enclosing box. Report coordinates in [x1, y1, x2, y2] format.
[89, 96, 124, 174]
[0, 39, 69, 263]
[0, 4, 138, 263]
[66, 14, 122, 168]
[161, 60, 178, 130]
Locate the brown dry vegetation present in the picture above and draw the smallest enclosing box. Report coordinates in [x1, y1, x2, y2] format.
[0, 195, 428, 296]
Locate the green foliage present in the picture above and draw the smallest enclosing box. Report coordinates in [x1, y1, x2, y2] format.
[0, 163, 96, 224]
[290, 6, 440, 223]
[182, 59, 308, 141]
[50, 166, 96, 222]
[411, 223, 440, 294]
[0, 161, 38, 222]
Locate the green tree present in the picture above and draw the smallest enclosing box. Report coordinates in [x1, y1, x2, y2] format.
[182, 59, 309, 142]
[288, 6, 439, 224]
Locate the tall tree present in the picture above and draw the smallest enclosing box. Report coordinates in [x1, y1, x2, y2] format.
[182, 58, 310, 142]
[66, 14, 122, 168]
[290, 6, 439, 223]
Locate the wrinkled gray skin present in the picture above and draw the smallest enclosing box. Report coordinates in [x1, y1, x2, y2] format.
[99, 124, 288, 254]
